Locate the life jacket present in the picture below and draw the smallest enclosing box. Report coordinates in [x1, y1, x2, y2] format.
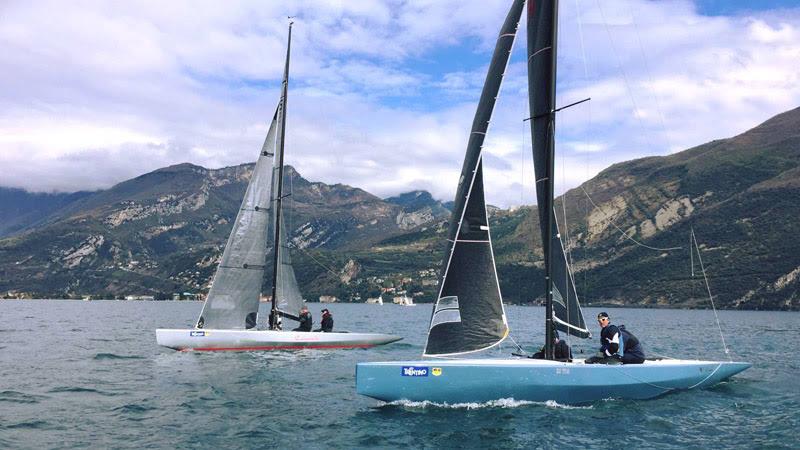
[618, 325, 641, 356]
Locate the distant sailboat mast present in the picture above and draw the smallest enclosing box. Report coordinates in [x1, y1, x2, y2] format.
[270, 21, 293, 330]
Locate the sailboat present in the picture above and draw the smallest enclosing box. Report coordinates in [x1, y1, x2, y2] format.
[356, 0, 749, 403]
[156, 23, 401, 351]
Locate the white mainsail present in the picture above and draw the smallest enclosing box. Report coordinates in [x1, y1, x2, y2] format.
[196, 108, 279, 330]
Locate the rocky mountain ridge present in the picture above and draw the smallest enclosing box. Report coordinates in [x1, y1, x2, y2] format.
[2, 106, 799, 310]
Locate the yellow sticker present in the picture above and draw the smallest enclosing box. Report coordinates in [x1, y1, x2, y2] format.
[432, 367, 442, 376]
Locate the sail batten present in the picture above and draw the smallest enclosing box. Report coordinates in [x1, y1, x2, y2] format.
[423, 0, 525, 357]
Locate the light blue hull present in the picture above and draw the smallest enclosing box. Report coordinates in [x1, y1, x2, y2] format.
[356, 358, 750, 404]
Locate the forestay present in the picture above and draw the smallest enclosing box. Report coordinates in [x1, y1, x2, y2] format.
[423, 0, 526, 357]
[196, 108, 279, 330]
[527, 0, 590, 339]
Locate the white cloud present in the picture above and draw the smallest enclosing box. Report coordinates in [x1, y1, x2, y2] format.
[0, 0, 799, 208]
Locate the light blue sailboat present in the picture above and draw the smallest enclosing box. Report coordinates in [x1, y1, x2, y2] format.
[356, 0, 750, 404]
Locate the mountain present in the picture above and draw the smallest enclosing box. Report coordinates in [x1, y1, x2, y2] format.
[492, 106, 800, 310]
[2, 107, 799, 310]
[385, 190, 451, 230]
[386, 190, 450, 213]
[0, 164, 449, 299]
[0, 188, 91, 238]
[330, 106, 800, 311]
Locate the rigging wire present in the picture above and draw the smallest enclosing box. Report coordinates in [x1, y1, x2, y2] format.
[691, 227, 732, 360]
[628, 0, 674, 152]
[573, 0, 593, 306]
[594, 0, 657, 154]
[508, 334, 528, 355]
[579, 185, 683, 252]
[296, 245, 343, 280]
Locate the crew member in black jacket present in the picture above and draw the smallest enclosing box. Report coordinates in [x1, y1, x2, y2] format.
[292, 306, 313, 332]
[530, 331, 572, 361]
[315, 308, 334, 332]
[586, 312, 645, 364]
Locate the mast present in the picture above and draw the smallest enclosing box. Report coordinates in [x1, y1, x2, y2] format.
[270, 20, 293, 330]
[528, 0, 559, 359]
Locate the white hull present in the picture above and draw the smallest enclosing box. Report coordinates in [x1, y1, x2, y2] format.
[156, 328, 402, 351]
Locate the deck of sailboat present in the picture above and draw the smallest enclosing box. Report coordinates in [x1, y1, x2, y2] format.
[356, 358, 751, 404]
[157, 328, 402, 352]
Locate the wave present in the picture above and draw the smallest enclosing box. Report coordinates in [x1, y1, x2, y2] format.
[0, 390, 47, 404]
[4, 420, 50, 430]
[382, 397, 593, 410]
[112, 403, 155, 414]
[93, 353, 145, 360]
[48, 386, 117, 396]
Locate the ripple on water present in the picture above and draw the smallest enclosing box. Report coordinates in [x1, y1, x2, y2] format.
[4, 420, 51, 430]
[48, 386, 117, 396]
[112, 403, 156, 414]
[93, 353, 145, 360]
[0, 390, 48, 404]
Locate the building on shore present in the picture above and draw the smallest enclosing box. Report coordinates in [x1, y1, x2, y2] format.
[366, 296, 383, 305]
[393, 295, 414, 306]
[125, 295, 155, 301]
[319, 295, 338, 303]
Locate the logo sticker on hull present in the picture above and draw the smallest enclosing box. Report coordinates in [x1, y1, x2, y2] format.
[401, 366, 429, 377]
[432, 367, 442, 376]
[190, 331, 206, 337]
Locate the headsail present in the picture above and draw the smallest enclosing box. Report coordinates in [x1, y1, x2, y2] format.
[196, 108, 279, 330]
[527, 0, 590, 340]
[423, 0, 525, 357]
[272, 170, 305, 317]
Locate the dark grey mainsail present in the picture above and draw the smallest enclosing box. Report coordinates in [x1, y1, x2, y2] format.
[423, 0, 525, 357]
[527, 0, 590, 343]
[196, 109, 279, 330]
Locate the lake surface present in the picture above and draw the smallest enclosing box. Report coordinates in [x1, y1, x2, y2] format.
[0, 300, 797, 449]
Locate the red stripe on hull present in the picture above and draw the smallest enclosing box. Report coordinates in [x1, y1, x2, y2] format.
[179, 343, 375, 352]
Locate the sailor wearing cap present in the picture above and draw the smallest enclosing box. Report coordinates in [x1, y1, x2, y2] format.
[315, 308, 334, 332]
[586, 312, 645, 364]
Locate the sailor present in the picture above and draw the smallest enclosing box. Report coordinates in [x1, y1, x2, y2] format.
[585, 312, 645, 364]
[292, 306, 312, 332]
[315, 308, 334, 332]
[268, 310, 282, 330]
[530, 330, 572, 361]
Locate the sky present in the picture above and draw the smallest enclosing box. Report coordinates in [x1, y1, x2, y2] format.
[1, 0, 799, 208]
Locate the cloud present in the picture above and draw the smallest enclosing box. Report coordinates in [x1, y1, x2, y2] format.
[1, 0, 799, 209]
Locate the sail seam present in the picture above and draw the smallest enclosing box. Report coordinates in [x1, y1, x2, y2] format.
[528, 45, 552, 61]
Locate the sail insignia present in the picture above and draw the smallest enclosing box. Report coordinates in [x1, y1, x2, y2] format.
[430, 296, 462, 328]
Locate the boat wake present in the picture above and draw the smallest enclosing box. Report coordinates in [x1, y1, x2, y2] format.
[381, 398, 593, 410]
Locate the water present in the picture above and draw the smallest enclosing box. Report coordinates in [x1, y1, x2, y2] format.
[1, 300, 797, 449]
